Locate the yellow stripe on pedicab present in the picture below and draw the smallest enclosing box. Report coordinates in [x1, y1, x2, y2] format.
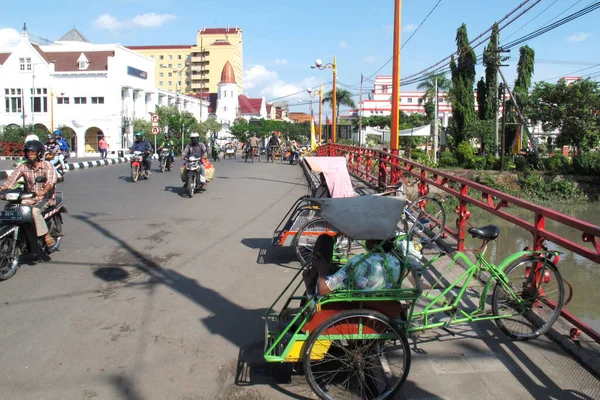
[284, 340, 332, 362]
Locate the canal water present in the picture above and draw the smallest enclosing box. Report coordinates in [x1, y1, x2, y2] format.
[462, 202, 600, 334]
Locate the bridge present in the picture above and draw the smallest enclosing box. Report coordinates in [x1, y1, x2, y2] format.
[0, 154, 598, 399]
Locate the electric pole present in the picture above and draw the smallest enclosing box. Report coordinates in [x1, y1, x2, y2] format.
[359, 73, 363, 146]
[493, 48, 510, 157]
[433, 77, 438, 163]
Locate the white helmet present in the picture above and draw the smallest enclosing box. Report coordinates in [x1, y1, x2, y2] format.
[189, 132, 200, 138]
[25, 134, 39, 143]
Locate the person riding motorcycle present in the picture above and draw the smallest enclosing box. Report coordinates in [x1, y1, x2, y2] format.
[54, 129, 70, 166]
[268, 131, 281, 159]
[44, 134, 63, 173]
[182, 132, 207, 186]
[1, 140, 59, 255]
[158, 133, 175, 168]
[11, 135, 40, 190]
[130, 132, 153, 173]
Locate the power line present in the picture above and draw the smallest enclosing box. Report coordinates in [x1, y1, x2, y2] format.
[502, 0, 559, 42]
[265, 81, 332, 103]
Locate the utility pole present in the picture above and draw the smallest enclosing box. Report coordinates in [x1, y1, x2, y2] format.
[359, 73, 363, 146]
[500, 84, 507, 172]
[390, 0, 402, 151]
[433, 77, 438, 163]
[493, 48, 510, 157]
[198, 37, 204, 135]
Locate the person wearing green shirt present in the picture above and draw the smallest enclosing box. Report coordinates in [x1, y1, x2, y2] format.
[158, 133, 175, 169]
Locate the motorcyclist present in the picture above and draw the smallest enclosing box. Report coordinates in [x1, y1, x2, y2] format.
[158, 133, 175, 168]
[130, 131, 153, 173]
[182, 132, 207, 186]
[44, 134, 63, 172]
[53, 130, 69, 169]
[268, 131, 281, 160]
[1, 140, 59, 254]
[211, 140, 220, 161]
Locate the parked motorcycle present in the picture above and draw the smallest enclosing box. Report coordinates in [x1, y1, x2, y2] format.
[159, 148, 172, 173]
[130, 151, 150, 182]
[184, 156, 207, 198]
[0, 180, 66, 281]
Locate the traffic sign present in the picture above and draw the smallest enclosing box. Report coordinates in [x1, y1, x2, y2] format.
[152, 126, 160, 135]
[151, 114, 160, 125]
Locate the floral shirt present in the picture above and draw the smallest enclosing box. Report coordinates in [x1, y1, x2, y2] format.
[325, 252, 401, 292]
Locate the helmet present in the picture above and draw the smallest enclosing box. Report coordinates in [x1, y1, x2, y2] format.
[190, 132, 200, 145]
[47, 133, 56, 142]
[23, 140, 45, 161]
[53, 129, 63, 137]
[135, 131, 144, 141]
[25, 134, 39, 143]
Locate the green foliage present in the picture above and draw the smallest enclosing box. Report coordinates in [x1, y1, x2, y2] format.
[0, 125, 52, 143]
[529, 78, 600, 156]
[438, 151, 458, 167]
[543, 154, 570, 174]
[410, 148, 428, 163]
[514, 156, 529, 172]
[322, 88, 357, 121]
[486, 154, 499, 170]
[476, 77, 487, 120]
[483, 23, 499, 121]
[455, 141, 474, 166]
[519, 172, 581, 200]
[133, 119, 152, 136]
[417, 72, 451, 105]
[466, 155, 487, 170]
[466, 120, 495, 154]
[200, 118, 222, 138]
[366, 134, 381, 147]
[514, 45, 535, 110]
[572, 152, 600, 176]
[229, 118, 309, 144]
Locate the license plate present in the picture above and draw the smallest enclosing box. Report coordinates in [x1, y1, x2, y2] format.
[0, 210, 22, 221]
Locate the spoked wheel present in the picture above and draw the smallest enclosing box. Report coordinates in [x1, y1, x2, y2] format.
[160, 158, 166, 173]
[303, 310, 411, 400]
[492, 256, 564, 340]
[293, 218, 351, 266]
[187, 176, 195, 198]
[0, 237, 19, 281]
[402, 196, 446, 244]
[131, 166, 139, 182]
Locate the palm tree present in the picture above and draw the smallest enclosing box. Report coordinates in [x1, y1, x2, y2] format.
[322, 88, 357, 123]
[417, 72, 451, 105]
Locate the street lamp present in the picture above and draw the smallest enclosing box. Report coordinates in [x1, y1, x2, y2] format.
[307, 86, 323, 143]
[311, 57, 337, 143]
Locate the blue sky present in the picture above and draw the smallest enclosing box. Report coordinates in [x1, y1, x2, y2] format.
[1, 0, 599, 115]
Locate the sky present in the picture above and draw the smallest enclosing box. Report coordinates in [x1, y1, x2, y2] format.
[1, 0, 599, 115]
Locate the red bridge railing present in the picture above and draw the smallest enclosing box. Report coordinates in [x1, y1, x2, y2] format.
[317, 144, 600, 342]
[0, 143, 24, 157]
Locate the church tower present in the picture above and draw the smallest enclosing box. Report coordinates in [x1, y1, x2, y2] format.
[216, 61, 238, 127]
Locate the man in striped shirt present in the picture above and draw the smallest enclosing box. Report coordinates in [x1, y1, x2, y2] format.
[1, 140, 58, 253]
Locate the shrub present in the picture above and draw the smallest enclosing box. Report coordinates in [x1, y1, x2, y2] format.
[467, 155, 487, 170]
[572, 152, 600, 176]
[438, 151, 458, 167]
[514, 156, 529, 172]
[486, 155, 499, 170]
[455, 142, 474, 167]
[543, 154, 570, 174]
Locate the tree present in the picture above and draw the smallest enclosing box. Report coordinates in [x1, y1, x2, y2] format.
[483, 23, 499, 121]
[506, 45, 536, 150]
[153, 105, 200, 154]
[133, 119, 152, 135]
[529, 78, 600, 156]
[417, 72, 451, 105]
[448, 23, 477, 145]
[200, 118, 222, 140]
[466, 120, 495, 154]
[322, 88, 357, 123]
[476, 77, 487, 120]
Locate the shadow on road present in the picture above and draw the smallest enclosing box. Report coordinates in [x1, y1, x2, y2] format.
[241, 238, 299, 269]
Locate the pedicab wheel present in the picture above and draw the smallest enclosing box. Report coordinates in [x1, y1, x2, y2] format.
[292, 218, 351, 266]
[491, 256, 564, 341]
[303, 309, 411, 400]
[131, 166, 139, 182]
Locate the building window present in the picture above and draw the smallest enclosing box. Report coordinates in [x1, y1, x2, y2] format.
[79, 60, 88, 70]
[168, 81, 172, 86]
[439, 98, 444, 103]
[91, 97, 104, 104]
[178, 55, 182, 60]
[74, 97, 86, 104]
[159, 55, 164, 60]
[177, 63, 182, 68]
[407, 98, 413, 103]
[168, 63, 172, 68]
[224, 106, 227, 111]
[224, 91, 226, 98]
[19, 58, 25, 71]
[168, 72, 172, 77]
[186, 80, 190, 86]
[159, 81, 163, 86]
[26, 58, 31, 71]
[57, 97, 69, 104]
[159, 72, 164, 77]
[159, 64, 164, 68]
[4, 93, 22, 112]
[151, 55, 155, 59]
[168, 55, 172, 60]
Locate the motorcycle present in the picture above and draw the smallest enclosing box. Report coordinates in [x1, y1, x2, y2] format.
[211, 145, 220, 162]
[44, 152, 65, 183]
[159, 148, 173, 173]
[0, 178, 66, 281]
[130, 151, 150, 182]
[184, 156, 207, 198]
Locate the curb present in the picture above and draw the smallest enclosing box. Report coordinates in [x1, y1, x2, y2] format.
[0, 156, 133, 180]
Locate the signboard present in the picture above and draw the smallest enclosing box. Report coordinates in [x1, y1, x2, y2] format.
[151, 114, 160, 125]
[152, 126, 160, 135]
[127, 66, 148, 80]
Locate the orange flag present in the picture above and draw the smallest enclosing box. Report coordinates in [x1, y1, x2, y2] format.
[326, 115, 331, 125]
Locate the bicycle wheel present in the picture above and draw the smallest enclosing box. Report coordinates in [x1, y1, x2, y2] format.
[492, 256, 564, 341]
[292, 218, 351, 265]
[303, 309, 411, 400]
[402, 196, 446, 244]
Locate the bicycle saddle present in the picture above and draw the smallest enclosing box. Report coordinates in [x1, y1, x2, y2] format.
[468, 225, 500, 241]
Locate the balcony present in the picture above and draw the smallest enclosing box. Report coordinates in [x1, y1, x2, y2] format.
[191, 65, 209, 72]
[191, 57, 209, 63]
[191, 82, 210, 89]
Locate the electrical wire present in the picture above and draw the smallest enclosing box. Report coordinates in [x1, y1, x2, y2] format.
[265, 81, 332, 103]
[502, 0, 560, 42]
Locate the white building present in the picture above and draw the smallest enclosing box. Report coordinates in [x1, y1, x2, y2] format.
[0, 25, 209, 157]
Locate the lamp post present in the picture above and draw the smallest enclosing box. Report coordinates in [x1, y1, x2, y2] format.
[311, 57, 337, 142]
[307, 85, 323, 143]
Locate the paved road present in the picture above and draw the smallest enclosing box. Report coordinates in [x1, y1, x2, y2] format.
[0, 158, 598, 400]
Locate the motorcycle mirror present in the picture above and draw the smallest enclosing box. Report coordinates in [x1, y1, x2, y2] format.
[35, 176, 47, 183]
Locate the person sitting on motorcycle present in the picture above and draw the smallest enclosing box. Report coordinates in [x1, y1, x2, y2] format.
[211, 141, 220, 161]
[182, 132, 207, 185]
[54, 130, 70, 167]
[158, 133, 175, 168]
[45, 134, 63, 171]
[1, 140, 59, 254]
[130, 131, 152, 173]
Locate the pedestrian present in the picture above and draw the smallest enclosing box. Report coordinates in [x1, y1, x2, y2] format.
[98, 135, 108, 159]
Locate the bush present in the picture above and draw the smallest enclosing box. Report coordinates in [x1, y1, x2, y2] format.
[410, 148, 428, 163]
[514, 156, 529, 172]
[467, 155, 487, 170]
[455, 142, 474, 166]
[572, 152, 600, 176]
[438, 151, 458, 167]
[486, 155, 499, 170]
[543, 154, 570, 174]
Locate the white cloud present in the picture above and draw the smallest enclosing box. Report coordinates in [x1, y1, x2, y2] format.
[0, 28, 21, 46]
[566, 32, 591, 43]
[274, 59, 288, 65]
[340, 41, 348, 49]
[243, 64, 320, 101]
[365, 55, 376, 63]
[403, 24, 418, 33]
[94, 13, 177, 31]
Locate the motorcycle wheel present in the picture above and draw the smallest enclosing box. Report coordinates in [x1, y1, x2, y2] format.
[160, 158, 166, 173]
[187, 176, 195, 198]
[0, 237, 19, 281]
[131, 166, 139, 182]
[48, 215, 63, 251]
